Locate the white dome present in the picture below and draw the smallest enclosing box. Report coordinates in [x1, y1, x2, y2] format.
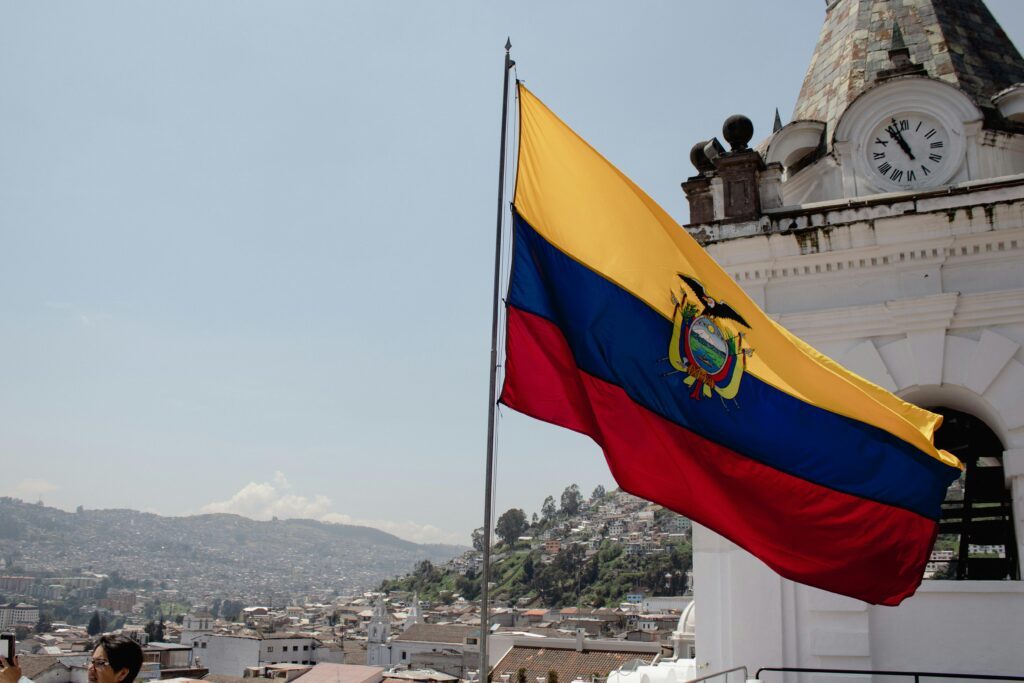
[674, 601, 695, 636]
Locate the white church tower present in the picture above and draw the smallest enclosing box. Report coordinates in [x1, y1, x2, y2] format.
[403, 593, 423, 631]
[681, 0, 1024, 676]
[179, 609, 213, 648]
[366, 597, 391, 667]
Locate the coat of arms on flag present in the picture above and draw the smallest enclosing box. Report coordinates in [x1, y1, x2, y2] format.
[669, 274, 753, 401]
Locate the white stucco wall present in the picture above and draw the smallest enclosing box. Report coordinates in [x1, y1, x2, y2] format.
[693, 154, 1024, 681]
[195, 635, 260, 676]
[694, 529, 1024, 681]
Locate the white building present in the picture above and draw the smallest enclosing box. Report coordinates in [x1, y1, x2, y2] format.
[368, 621, 476, 678]
[641, 596, 692, 614]
[178, 609, 213, 648]
[680, 0, 1024, 678]
[191, 633, 318, 676]
[0, 602, 39, 629]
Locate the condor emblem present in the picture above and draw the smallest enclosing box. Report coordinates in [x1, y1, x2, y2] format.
[668, 274, 753, 401]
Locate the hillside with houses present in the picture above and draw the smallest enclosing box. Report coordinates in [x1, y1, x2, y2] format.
[380, 487, 693, 608]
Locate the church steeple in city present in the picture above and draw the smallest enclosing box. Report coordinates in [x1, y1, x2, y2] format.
[367, 596, 389, 645]
[793, 0, 1024, 138]
[404, 593, 423, 631]
[366, 596, 391, 667]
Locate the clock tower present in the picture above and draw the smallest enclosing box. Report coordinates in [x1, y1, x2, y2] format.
[684, 0, 1024, 677]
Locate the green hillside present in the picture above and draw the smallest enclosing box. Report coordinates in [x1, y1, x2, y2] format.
[380, 487, 692, 608]
[381, 540, 690, 608]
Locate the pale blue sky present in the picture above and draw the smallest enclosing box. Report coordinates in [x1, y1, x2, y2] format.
[2, 2, 1023, 545]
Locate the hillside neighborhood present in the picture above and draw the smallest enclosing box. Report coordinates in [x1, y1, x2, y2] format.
[0, 489, 696, 683]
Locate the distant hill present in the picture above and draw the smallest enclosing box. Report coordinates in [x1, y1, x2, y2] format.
[0, 498, 465, 598]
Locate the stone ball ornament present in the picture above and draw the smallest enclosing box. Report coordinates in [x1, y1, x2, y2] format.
[723, 114, 754, 151]
[690, 140, 714, 173]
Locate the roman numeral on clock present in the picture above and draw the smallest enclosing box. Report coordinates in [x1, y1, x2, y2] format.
[930, 141, 944, 148]
[873, 152, 886, 160]
[890, 168, 904, 182]
[878, 162, 892, 174]
[924, 129, 937, 139]
[929, 153, 943, 163]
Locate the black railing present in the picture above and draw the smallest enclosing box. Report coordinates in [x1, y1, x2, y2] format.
[756, 667, 1024, 683]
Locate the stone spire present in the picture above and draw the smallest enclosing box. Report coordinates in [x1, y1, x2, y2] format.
[793, 0, 1024, 138]
[890, 20, 906, 51]
[877, 20, 926, 80]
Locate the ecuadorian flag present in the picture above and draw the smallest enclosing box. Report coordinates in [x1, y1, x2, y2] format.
[500, 84, 963, 606]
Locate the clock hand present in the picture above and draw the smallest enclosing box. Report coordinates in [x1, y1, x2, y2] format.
[886, 119, 916, 161]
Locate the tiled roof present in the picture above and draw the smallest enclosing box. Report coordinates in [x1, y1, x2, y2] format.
[204, 675, 256, 683]
[294, 664, 384, 683]
[18, 655, 67, 679]
[392, 624, 472, 645]
[792, 0, 1024, 138]
[492, 645, 656, 683]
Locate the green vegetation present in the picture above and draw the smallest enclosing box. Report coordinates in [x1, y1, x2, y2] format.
[381, 486, 692, 608]
[381, 540, 691, 608]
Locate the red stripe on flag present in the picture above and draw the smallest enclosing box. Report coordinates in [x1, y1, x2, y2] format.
[500, 306, 936, 605]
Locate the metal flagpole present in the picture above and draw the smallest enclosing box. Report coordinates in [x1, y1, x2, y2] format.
[480, 37, 514, 683]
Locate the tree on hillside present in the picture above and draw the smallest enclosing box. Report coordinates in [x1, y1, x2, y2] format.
[35, 614, 52, 634]
[144, 599, 161, 620]
[591, 485, 606, 501]
[145, 619, 165, 643]
[220, 599, 244, 622]
[541, 496, 557, 521]
[522, 554, 535, 583]
[472, 527, 485, 552]
[495, 508, 528, 546]
[456, 569, 480, 601]
[534, 564, 564, 605]
[87, 610, 102, 636]
[560, 484, 582, 516]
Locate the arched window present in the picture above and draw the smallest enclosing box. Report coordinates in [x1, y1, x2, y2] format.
[929, 407, 1019, 580]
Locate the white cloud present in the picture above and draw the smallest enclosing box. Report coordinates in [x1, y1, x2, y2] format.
[201, 473, 462, 545]
[9, 478, 59, 500]
[320, 513, 463, 545]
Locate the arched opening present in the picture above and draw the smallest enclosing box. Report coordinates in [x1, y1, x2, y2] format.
[928, 407, 1019, 580]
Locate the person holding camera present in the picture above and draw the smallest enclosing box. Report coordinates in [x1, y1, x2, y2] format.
[1, 634, 143, 683]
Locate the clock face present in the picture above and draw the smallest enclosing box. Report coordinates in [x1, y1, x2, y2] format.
[866, 114, 950, 190]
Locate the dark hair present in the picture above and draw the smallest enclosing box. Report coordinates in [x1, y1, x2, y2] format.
[93, 634, 144, 683]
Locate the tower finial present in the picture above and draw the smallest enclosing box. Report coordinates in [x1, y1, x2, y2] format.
[877, 18, 924, 80]
[890, 21, 906, 51]
[773, 108, 783, 133]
